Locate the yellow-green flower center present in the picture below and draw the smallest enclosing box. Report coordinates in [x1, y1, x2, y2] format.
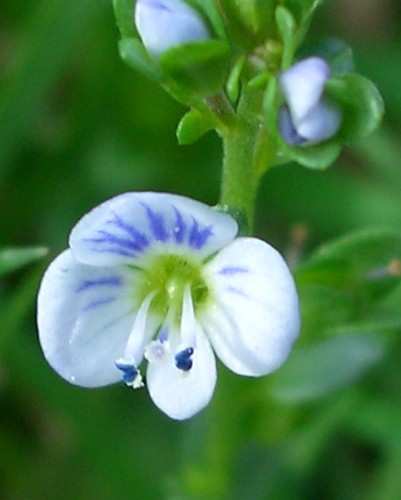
[134, 254, 210, 321]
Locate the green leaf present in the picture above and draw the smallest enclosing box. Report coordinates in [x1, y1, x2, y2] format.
[0, 247, 48, 278]
[176, 109, 214, 145]
[326, 73, 385, 141]
[113, 0, 136, 38]
[287, 140, 342, 170]
[276, 6, 297, 68]
[296, 228, 401, 298]
[118, 38, 161, 81]
[226, 56, 246, 103]
[189, 0, 227, 39]
[159, 40, 231, 96]
[217, 0, 276, 47]
[271, 333, 385, 404]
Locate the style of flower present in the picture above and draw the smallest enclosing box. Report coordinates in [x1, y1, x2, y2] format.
[135, 0, 210, 56]
[37, 192, 300, 420]
[278, 57, 343, 146]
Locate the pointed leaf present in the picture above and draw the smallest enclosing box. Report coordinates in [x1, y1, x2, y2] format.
[0, 247, 48, 277]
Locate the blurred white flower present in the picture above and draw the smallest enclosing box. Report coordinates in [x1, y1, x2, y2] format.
[135, 0, 209, 56]
[37, 192, 300, 420]
[279, 57, 342, 146]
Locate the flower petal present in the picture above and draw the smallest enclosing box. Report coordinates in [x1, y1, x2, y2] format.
[295, 99, 342, 144]
[69, 192, 238, 267]
[37, 250, 156, 387]
[202, 238, 300, 377]
[280, 57, 330, 125]
[146, 326, 216, 420]
[135, 0, 210, 56]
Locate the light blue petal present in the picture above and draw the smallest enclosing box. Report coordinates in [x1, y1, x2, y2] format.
[135, 0, 209, 56]
[69, 192, 238, 267]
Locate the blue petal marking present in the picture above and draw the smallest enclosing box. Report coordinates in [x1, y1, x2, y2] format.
[219, 266, 249, 276]
[82, 297, 116, 312]
[88, 230, 143, 253]
[158, 327, 169, 343]
[115, 360, 138, 384]
[76, 276, 122, 293]
[189, 218, 213, 249]
[142, 203, 169, 242]
[175, 348, 194, 372]
[90, 247, 136, 258]
[108, 212, 149, 251]
[173, 207, 186, 244]
[226, 286, 248, 298]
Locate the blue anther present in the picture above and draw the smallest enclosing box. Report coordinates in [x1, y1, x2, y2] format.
[115, 360, 138, 384]
[175, 348, 194, 372]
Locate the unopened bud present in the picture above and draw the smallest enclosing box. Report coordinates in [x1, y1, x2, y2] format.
[278, 57, 342, 146]
[135, 0, 210, 56]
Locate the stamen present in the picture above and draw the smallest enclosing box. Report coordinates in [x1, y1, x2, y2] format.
[175, 347, 194, 372]
[123, 292, 156, 361]
[114, 292, 155, 387]
[180, 285, 197, 348]
[115, 358, 144, 389]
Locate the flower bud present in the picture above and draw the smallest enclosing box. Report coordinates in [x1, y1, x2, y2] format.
[278, 57, 342, 146]
[135, 0, 210, 56]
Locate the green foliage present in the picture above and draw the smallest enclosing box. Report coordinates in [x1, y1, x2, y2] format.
[113, 0, 136, 38]
[177, 109, 214, 145]
[0, 247, 48, 277]
[159, 40, 231, 97]
[327, 74, 385, 141]
[271, 333, 386, 403]
[118, 38, 161, 81]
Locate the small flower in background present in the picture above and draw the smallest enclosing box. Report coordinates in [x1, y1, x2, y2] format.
[278, 57, 343, 146]
[135, 0, 210, 56]
[37, 193, 300, 420]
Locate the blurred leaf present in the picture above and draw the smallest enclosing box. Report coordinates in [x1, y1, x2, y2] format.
[0, 0, 102, 173]
[177, 109, 214, 145]
[118, 38, 161, 81]
[286, 140, 342, 170]
[271, 333, 386, 404]
[276, 6, 296, 68]
[297, 228, 401, 299]
[113, 0, 136, 38]
[160, 40, 231, 96]
[0, 247, 48, 277]
[189, 0, 227, 39]
[226, 56, 245, 104]
[327, 73, 385, 142]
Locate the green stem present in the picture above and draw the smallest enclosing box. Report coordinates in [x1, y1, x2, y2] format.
[219, 120, 260, 234]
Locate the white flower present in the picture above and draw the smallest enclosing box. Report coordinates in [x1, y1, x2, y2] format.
[278, 57, 343, 146]
[37, 192, 300, 420]
[135, 0, 210, 56]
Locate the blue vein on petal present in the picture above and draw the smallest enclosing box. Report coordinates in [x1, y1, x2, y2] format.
[189, 218, 213, 249]
[142, 203, 169, 242]
[173, 207, 186, 244]
[108, 212, 149, 251]
[218, 266, 249, 275]
[226, 286, 249, 298]
[81, 297, 117, 312]
[76, 276, 122, 293]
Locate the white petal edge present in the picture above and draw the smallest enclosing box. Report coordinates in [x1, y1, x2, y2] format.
[135, 0, 209, 56]
[69, 192, 238, 267]
[37, 250, 154, 387]
[296, 99, 343, 144]
[202, 238, 300, 377]
[280, 57, 331, 125]
[146, 326, 216, 420]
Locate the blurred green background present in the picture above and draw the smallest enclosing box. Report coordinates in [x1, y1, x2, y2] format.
[1, 1, 401, 499]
